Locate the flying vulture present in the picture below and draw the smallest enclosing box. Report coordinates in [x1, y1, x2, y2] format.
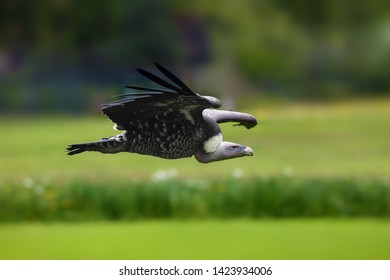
[67, 63, 257, 163]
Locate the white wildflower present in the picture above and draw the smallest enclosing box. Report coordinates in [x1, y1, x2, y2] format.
[232, 168, 243, 178]
[151, 168, 178, 182]
[23, 177, 34, 188]
[283, 166, 294, 177]
[166, 168, 178, 178]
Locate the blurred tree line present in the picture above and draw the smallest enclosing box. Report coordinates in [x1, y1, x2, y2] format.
[1, 0, 389, 114]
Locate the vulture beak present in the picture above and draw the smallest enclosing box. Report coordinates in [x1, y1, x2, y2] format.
[244, 146, 254, 156]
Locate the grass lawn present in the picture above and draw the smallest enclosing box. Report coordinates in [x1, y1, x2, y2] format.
[1, 99, 389, 260]
[1, 98, 390, 182]
[1, 219, 389, 260]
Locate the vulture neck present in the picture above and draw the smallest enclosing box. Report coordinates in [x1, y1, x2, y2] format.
[194, 141, 252, 163]
[194, 147, 226, 163]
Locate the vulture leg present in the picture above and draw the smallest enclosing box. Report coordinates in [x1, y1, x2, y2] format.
[203, 109, 257, 129]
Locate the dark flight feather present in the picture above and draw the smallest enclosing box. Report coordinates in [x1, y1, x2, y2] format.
[136, 68, 185, 94]
[154, 63, 196, 95]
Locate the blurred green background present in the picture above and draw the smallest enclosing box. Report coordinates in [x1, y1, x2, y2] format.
[0, 0, 390, 260]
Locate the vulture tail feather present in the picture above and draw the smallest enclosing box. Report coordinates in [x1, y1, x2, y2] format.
[67, 139, 123, 155]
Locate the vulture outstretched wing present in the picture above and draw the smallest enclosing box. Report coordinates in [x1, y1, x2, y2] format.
[101, 63, 221, 130]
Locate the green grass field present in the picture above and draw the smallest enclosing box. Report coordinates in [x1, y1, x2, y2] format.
[1, 98, 389, 259]
[1, 98, 390, 181]
[1, 219, 389, 259]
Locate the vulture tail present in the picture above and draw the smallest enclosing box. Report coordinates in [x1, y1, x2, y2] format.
[66, 138, 124, 155]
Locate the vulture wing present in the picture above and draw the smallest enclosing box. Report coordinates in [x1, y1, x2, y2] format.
[101, 63, 221, 130]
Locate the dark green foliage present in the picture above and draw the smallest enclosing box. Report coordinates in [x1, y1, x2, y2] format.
[1, 177, 389, 222]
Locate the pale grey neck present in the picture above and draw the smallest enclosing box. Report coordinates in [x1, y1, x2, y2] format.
[194, 150, 220, 163]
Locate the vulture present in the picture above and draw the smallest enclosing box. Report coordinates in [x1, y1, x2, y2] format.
[66, 63, 257, 163]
